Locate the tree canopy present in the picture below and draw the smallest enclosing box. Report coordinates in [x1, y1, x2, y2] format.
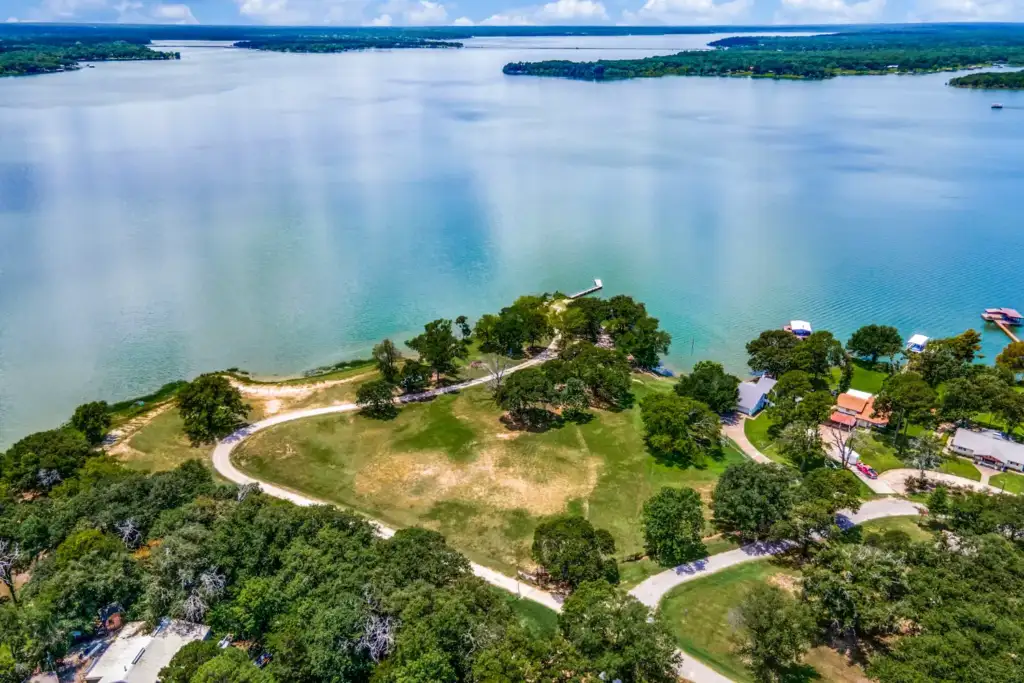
[674, 360, 740, 414]
[639, 393, 722, 467]
[406, 319, 468, 382]
[178, 374, 250, 445]
[531, 515, 618, 589]
[712, 461, 797, 540]
[641, 487, 707, 566]
[846, 324, 903, 364]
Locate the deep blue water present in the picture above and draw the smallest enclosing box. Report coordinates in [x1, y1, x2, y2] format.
[1, 35, 1023, 446]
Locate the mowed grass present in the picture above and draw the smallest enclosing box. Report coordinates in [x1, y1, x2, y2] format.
[113, 408, 210, 473]
[855, 515, 932, 543]
[830, 360, 889, 395]
[660, 560, 871, 683]
[851, 431, 904, 473]
[233, 377, 747, 575]
[938, 456, 982, 481]
[992, 471, 1024, 494]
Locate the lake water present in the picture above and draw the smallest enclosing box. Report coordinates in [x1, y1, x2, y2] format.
[2, 35, 1023, 446]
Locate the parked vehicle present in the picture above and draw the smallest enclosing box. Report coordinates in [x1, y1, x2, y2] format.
[856, 462, 878, 480]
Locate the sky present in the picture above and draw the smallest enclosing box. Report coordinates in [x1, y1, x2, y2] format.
[3, 0, 1023, 33]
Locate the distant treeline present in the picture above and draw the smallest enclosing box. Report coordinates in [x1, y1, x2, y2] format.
[234, 36, 462, 53]
[503, 25, 1024, 82]
[0, 38, 178, 77]
[949, 70, 1024, 89]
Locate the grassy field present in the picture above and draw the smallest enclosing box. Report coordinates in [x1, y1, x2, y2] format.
[938, 456, 981, 481]
[496, 590, 559, 638]
[111, 408, 209, 473]
[660, 560, 870, 683]
[991, 471, 1024, 494]
[233, 377, 747, 575]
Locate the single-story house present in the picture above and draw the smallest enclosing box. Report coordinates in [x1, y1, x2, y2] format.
[85, 619, 210, 683]
[948, 428, 1024, 472]
[737, 375, 777, 416]
[906, 334, 929, 353]
[830, 390, 888, 429]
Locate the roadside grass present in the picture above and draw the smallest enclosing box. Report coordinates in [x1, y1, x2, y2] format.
[849, 515, 932, 543]
[618, 535, 744, 590]
[851, 431, 904, 473]
[991, 471, 1024, 494]
[233, 377, 746, 575]
[114, 409, 208, 473]
[225, 360, 375, 386]
[660, 560, 870, 683]
[494, 589, 559, 638]
[830, 359, 890, 394]
[938, 456, 982, 481]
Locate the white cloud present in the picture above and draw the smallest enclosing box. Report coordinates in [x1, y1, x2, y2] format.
[5, 16, 20, 21]
[537, 0, 608, 21]
[775, 0, 885, 22]
[367, 11, 393, 23]
[908, 0, 1021, 20]
[405, 0, 447, 23]
[480, 10, 534, 23]
[622, 0, 752, 24]
[452, 15, 474, 24]
[151, 2, 198, 22]
[233, 0, 372, 24]
[481, 0, 608, 25]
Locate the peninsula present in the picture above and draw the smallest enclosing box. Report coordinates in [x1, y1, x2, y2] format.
[503, 26, 1024, 82]
[949, 70, 1024, 89]
[0, 40, 178, 77]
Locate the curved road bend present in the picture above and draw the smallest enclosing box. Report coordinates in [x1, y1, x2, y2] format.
[211, 356, 925, 683]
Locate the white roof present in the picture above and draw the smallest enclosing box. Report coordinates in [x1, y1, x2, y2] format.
[737, 376, 776, 413]
[907, 334, 929, 346]
[846, 389, 873, 400]
[790, 320, 812, 333]
[86, 620, 210, 683]
[951, 428, 1024, 468]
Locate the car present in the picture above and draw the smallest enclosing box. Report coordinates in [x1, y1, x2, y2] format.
[255, 652, 273, 668]
[856, 462, 878, 479]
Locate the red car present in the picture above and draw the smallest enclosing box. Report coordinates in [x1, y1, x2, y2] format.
[856, 462, 878, 480]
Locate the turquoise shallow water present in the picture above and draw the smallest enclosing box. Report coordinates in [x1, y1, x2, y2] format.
[1, 35, 1023, 446]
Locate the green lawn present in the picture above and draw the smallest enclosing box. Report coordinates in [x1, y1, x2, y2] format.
[742, 415, 789, 465]
[991, 471, 1024, 494]
[851, 431, 904, 473]
[114, 409, 210, 473]
[938, 456, 981, 482]
[496, 590, 559, 638]
[855, 515, 932, 543]
[830, 359, 889, 394]
[660, 560, 869, 683]
[233, 377, 745, 575]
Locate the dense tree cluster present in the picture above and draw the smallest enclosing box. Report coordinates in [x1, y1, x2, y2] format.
[746, 329, 845, 381]
[639, 393, 722, 467]
[560, 295, 671, 370]
[474, 295, 553, 357]
[178, 375, 250, 445]
[0, 450, 681, 683]
[674, 360, 740, 414]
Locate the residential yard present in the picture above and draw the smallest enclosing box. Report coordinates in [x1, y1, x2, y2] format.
[830, 360, 889, 394]
[992, 471, 1024, 494]
[937, 456, 982, 482]
[850, 431, 904, 473]
[660, 560, 871, 683]
[233, 378, 747, 575]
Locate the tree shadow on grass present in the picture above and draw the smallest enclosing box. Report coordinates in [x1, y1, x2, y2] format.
[778, 663, 821, 683]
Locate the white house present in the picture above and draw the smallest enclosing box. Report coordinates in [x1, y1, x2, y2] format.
[906, 334, 929, 353]
[737, 375, 777, 416]
[948, 428, 1024, 472]
[85, 619, 210, 683]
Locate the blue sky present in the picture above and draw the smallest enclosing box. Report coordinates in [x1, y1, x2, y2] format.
[4, 0, 1022, 29]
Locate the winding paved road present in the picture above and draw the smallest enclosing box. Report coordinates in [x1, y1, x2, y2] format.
[211, 357, 927, 683]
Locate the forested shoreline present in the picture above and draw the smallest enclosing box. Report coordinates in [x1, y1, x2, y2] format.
[0, 40, 178, 77]
[950, 70, 1024, 89]
[234, 36, 463, 53]
[503, 26, 1024, 82]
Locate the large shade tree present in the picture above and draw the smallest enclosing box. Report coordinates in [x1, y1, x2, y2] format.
[178, 374, 250, 445]
[674, 361, 740, 415]
[846, 325, 903, 365]
[639, 393, 722, 467]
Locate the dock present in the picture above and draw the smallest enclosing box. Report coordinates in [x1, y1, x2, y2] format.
[569, 278, 603, 299]
[995, 320, 1021, 343]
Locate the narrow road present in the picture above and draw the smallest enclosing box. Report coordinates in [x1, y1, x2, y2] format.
[211, 348, 928, 683]
[628, 498, 924, 608]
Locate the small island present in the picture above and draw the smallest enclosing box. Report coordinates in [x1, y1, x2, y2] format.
[503, 27, 1024, 82]
[234, 36, 463, 53]
[0, 41, 179, 77]
[950, 70, 1024, 89]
